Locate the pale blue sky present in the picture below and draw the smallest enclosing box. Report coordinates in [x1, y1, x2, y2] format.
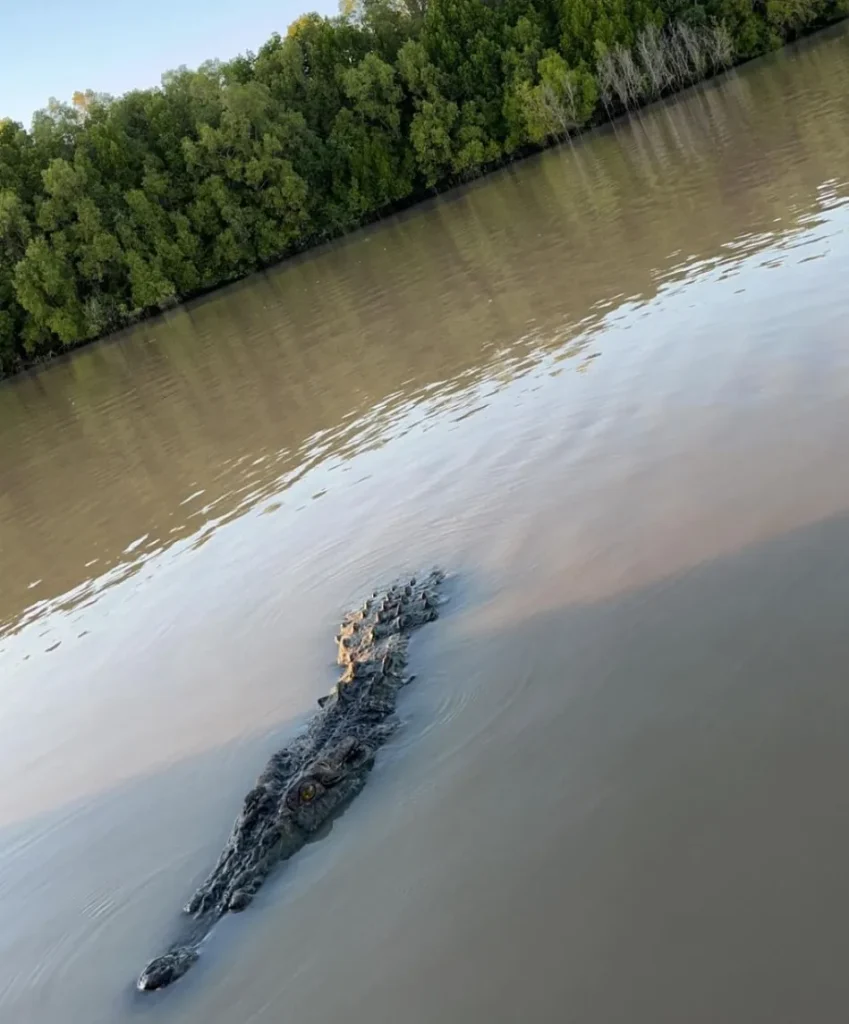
[2, 0, 337, 127]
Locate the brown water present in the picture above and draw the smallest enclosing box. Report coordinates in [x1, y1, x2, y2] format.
[2, 26, 849, 1024]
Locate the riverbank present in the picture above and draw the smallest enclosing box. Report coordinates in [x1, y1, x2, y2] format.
[1, 1, 847, 380]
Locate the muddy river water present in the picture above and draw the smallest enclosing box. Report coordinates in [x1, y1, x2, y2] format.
[2, 25, 849, 1024]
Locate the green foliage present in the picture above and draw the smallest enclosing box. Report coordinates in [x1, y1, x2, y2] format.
[409, 96, 460, 184]
[0, 0, 843, 374]
[504, 50, 598, 149]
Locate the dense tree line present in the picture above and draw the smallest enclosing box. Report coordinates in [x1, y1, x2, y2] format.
[0, 0, 845, 376]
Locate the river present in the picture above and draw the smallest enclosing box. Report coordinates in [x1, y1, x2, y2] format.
[2, 25, 849, 1024]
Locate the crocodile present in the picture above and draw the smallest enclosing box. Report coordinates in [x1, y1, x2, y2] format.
[137, 568, 444, 991]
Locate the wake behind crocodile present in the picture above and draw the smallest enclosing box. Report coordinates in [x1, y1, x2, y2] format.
[137, 569, 445, 991]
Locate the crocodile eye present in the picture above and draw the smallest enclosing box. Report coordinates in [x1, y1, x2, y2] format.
[299, 781, 316, 803]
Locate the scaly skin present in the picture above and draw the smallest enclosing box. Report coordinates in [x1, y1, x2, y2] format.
[137, 569, 444, 992]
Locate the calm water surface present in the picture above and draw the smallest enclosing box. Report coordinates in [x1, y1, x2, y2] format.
[2, 26, 849, 1024]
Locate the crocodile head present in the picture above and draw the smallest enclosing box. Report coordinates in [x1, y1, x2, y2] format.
[138, 739, 376, 992]
[281, 736, 375, 834]
[137, 944, 199, 991]
[220, 737, 378, 913]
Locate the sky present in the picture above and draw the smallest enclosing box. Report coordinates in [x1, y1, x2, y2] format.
[2, 0, 337, 127]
